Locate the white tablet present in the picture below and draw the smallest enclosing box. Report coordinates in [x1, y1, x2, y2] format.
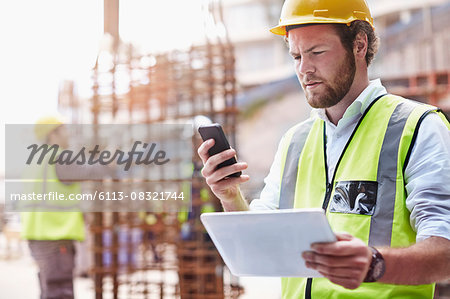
[200, 208, 336, 277]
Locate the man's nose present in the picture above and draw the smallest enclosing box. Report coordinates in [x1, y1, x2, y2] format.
[297, 57, 315, 75]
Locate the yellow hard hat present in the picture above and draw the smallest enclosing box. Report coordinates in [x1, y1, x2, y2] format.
[34, 114, 65, 140]
[270, 0, 374, 36]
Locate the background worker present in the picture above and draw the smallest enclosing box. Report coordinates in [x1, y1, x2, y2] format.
[198, 0, 450, 298]
[22, 115, 114, 299]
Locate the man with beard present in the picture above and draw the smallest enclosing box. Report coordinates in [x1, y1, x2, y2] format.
[198, 0, 450, 298]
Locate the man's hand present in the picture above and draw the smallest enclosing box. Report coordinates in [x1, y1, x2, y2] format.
[197, 139, 249, 211]
[302, 232, 372, 290]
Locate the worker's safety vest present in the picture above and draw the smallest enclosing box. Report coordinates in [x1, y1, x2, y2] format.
[279, 95, 449, 298]
[21, 153, 85, 241]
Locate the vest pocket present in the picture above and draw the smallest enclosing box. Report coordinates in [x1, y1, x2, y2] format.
[329, 181, 377, 215]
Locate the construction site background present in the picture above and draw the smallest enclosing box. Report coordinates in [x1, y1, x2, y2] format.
[1, 0, 450, 298]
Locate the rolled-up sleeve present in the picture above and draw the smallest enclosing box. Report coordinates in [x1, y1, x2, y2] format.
[405, 113, 450, 242]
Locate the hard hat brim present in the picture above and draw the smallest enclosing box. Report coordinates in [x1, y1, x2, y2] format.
[270, 8, 374, 36]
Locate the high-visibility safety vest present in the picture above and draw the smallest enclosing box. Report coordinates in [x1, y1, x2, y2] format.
[278, 95, 450, 299]
[21, 154, 85, 241]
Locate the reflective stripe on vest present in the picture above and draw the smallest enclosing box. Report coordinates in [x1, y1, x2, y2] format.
[279, 95, 446, 298]
[279, 118, 315, 209]
[369, 100, 415, 246]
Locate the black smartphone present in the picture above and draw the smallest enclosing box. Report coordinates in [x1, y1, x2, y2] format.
[198, 123, 242, 178]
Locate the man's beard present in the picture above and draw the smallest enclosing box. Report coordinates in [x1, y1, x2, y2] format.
[303, 51, 356, 109]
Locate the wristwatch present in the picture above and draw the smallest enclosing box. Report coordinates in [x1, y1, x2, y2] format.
[364, 247, 386, 282]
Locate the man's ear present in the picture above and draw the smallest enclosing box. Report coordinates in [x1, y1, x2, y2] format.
[353, 32, 368, 60]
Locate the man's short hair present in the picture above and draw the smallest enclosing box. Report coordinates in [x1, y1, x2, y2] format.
[285, 20, 379, 66]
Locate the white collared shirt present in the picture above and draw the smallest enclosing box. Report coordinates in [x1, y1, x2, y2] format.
[250, 79, 450, 242]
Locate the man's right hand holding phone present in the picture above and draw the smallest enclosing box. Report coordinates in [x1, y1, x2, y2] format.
[197, 138, 250, 211]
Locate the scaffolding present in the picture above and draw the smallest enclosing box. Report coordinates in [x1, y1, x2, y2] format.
[58, 1, 242, 298]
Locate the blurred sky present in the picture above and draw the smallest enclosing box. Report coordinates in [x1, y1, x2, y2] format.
[0, 1, 102, 124]
[0, 0, 205, 173]
[0, 0, 206, 124]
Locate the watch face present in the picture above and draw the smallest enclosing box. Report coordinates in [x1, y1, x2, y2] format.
[364, 247, 386, 282]
[371, 249, 386, 281]
[372, 258, 385, 280]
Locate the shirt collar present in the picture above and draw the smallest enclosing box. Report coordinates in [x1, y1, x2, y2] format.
[313, 79, 387, 128]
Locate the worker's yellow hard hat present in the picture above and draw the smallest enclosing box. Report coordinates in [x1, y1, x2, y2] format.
[270, 0, 374, 36]
[34, 114, 65, 141]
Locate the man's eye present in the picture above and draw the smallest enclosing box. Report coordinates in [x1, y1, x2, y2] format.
[293, 55, 301, 60]
[312, 51, 324, 55]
